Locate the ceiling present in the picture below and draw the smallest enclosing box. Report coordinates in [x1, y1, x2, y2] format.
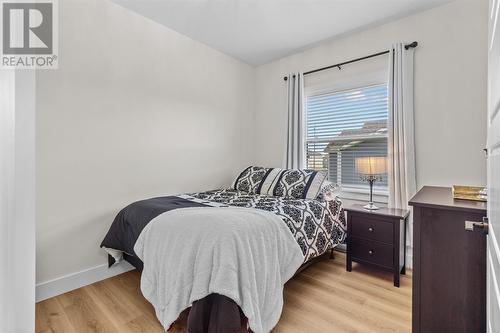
[112, 0, 453, 66]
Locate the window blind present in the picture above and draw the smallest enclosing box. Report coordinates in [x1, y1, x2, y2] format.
[306, 84, 388, 189]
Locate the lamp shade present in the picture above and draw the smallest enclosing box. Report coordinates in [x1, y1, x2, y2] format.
[355, 156, 387, 175]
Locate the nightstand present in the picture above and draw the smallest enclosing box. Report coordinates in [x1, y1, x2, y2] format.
[345, 204, 410, 287]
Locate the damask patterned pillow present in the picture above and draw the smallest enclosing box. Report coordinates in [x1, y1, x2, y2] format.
[231, 166, 274, 194]
[271, 169, 327, 200]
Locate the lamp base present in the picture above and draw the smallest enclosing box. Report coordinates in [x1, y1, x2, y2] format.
[363, 202, 379, 210]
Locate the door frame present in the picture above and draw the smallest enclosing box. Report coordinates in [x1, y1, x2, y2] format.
[0, 70, 36, 333]
[487, 0, 500, 331]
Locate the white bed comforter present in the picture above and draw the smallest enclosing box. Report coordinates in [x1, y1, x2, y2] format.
[134, 206, 304, 333]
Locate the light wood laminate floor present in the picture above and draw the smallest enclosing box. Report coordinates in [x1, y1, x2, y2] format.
[36, 252, 411, 333]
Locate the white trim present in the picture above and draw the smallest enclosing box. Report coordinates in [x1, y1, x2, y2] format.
[405, 246, 413, 270]
[490, 223, 500, 263]
[36, 261, 135, 302]
[488, 245, 500, 315]
[488, 226, 500, 310]
[490, 0, 500, 50]
[1, 71, 36, 332]
[0, 70, 16, 333]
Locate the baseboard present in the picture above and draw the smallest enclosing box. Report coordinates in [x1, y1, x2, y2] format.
[36, 260, 135, 302]
[406, 246, 413, 270]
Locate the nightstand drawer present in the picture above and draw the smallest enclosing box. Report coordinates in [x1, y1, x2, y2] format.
[351, 237, 393, 268]
[350, 215, 393, 244]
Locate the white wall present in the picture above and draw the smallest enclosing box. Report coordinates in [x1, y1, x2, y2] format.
[36, 0, 255, 284]
[254, 0, 488, 189]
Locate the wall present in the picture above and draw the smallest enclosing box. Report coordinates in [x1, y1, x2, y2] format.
[36, 0, 255, 285]
[254, 0, 488, 189]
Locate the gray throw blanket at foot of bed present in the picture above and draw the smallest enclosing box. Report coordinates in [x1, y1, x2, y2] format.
[134, 207, 304, 333]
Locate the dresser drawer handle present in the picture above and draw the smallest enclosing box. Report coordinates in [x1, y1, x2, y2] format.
[368, 227, 374, 232]
[368, 250, 374, 255]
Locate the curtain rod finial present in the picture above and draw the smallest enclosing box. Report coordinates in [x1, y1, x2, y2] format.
[405, 41, 418, 50]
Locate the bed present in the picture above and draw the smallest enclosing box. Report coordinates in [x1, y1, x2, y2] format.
[100, 167, 346, 333]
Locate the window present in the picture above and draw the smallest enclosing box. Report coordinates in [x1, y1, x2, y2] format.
[305, 84, 389, 193]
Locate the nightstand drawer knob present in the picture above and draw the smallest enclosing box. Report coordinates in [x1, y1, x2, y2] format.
[368, 250, 374, 255]
[368, 227, 374, 232]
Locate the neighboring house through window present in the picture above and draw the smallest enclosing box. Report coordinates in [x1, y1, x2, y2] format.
[304, 55, 389, 200]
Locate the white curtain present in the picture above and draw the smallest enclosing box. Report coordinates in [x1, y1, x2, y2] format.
[388, 43, 417, 255]
[284, 72, 305, 169]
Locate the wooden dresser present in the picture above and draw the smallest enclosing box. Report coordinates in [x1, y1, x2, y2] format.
[409, 186, 487, 333]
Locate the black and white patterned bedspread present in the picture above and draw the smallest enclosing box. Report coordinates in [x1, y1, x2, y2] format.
[180, 189, 347, 263]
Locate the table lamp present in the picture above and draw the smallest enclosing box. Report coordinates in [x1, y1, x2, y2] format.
[355, 156, 387, 210]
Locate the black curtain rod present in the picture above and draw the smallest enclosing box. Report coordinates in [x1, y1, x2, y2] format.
[283, 41, 418, 81]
